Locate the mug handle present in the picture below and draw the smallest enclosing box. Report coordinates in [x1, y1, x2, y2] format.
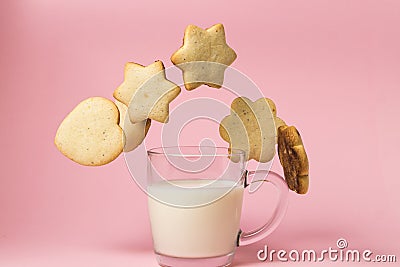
[238, 170, 289, 246]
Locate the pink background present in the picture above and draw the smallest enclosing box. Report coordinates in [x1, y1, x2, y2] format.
[1, 0, 399, 266]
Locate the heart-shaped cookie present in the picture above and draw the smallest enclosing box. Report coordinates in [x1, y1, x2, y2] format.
[55, 97, 124, 166]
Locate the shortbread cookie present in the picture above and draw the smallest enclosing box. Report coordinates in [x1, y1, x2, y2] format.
[273, 116, 286, 143]
[113, 60, 181, 123]
[115, 100, 151, 152]
[219, 97, 276, 162]
[277, 125, 309, 194]
[266, 98, 277, 116]
[274, 117, 286, 130]
[171, 23, 237, 90]
[55, 97, 123, 166]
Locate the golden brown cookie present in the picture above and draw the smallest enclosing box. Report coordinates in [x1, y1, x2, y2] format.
[171, 23, 237, 90]
[277, 125, 309, 194]
[55, 97, 124, 166]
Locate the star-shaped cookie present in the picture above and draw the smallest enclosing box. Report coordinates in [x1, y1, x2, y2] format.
[171, 23, 237, 90]
[219, 97, 276, 162]
[113, 60, 181, 123]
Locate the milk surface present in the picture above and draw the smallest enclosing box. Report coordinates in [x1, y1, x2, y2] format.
[148, 179, 244, 258]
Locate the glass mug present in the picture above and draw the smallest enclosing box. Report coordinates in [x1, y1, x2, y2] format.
[147, 146, 288, 267]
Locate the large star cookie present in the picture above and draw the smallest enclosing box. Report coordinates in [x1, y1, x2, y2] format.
[113, 60, 181, 123]
[219, 97, 276, 162]
[171, 23, 237, 90]
[277, 125, 309, 194]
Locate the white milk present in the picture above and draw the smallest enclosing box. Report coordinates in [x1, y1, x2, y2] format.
[148, 180, 244, 258]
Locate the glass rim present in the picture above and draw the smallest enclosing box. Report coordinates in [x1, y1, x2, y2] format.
[147, 146, 246, 157]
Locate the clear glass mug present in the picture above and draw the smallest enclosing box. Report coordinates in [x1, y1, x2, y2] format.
[147, 146, 288, 267]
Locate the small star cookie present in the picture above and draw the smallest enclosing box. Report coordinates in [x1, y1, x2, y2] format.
[113, 60, 181, 123]
[171, 23, 237, 90]
[219, 97, 276, 162]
